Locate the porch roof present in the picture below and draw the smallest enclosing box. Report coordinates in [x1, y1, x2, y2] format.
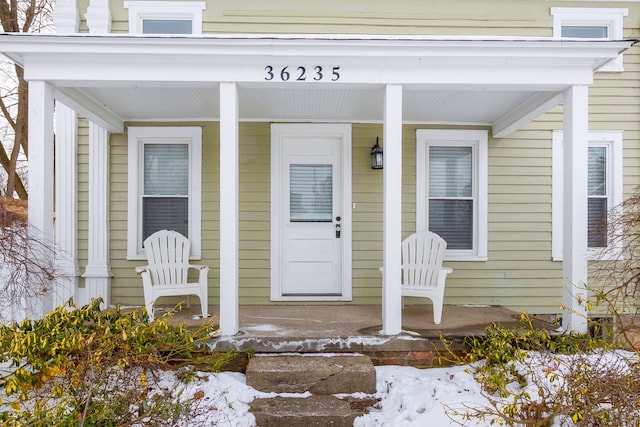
[0, 33, 634, 136]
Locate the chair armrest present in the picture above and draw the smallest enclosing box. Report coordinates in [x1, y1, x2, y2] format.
[135, 266, 148, 276]
[188, 264, 209, 271]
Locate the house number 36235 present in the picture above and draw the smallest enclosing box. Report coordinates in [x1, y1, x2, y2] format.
[264, 66, 341, 82]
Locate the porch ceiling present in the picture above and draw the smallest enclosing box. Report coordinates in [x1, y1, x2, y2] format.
[80, 84, 541, 125]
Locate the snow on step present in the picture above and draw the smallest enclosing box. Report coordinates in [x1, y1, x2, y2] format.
[246, 354, 376, 394]
[250, 395, 360, 427]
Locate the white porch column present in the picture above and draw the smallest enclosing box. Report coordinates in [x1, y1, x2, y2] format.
[381, 84, 403, 335]
[53, 0, 79, 33]
[562, 85, 589, 334]
[28, 80, 55, 318]
[81, 123, 112, 308]
[85, 0, 111, 33]
[53, 102, 80, 307]
[219, 82, 239, 335]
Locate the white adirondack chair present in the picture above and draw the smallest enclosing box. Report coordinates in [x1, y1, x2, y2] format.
[400, 231, 453, 325]
[135, 229, 209, 321]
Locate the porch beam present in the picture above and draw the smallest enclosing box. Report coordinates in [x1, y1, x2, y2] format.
[53, 102, 80, 308]
[54, 88, 124, 134]
[219, 82, 239, 336]
[562, 85, 589, 334]
[492, 92, 563, 139]
[81, 123, 112, 309]
[28, 80, 55, 319]
[381, 84, 403, 336]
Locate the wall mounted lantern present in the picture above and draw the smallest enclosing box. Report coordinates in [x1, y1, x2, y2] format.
[371, 137, 383, 169]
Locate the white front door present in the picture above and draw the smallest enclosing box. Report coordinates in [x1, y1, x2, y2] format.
[271, 124, 352, 300]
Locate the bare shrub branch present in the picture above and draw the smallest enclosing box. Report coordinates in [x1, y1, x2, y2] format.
[0, 197, 57, 323]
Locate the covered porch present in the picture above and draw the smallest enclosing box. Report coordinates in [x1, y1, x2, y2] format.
[164, 303, 555, 364]
[0, 33, 633, 336]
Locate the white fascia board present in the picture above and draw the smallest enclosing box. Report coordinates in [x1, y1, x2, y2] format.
[1, 34, 632, 62]
[1, 35, 633, 89]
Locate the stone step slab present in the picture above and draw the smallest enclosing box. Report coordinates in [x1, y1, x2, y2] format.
[246, 354, 376, 394]
[250, 395, 360, 427]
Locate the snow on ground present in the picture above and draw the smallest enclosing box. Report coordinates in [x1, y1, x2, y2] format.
[153, 350, 638, 427]
[4, 349, 632, 425]
[164, 364, 485, 427]
[0, 362, 493, 427]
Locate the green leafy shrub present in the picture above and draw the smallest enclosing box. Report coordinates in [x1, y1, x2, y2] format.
[463, 314, 607, 366]
[0, 298, 236, 426]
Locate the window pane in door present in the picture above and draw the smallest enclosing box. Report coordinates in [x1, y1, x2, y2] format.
[144, 144, 188, 195]
[429, 146, 472, 197]
[290, 164, 332, 222]
[142, 197, 189, 240]
[429, 199, 473, 250]
[588, 197, 608, 248]
[143, 19, 193, 34]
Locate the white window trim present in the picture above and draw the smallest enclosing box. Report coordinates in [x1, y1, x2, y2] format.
[123, 1, 206, 34]
[416, 129, 488, 261]
[127, 126, 202, 260]
[552, 130, 623, 261]
[551, 7, 628, 72]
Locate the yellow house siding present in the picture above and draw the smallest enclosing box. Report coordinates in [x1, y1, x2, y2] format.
[67, 0, 640, 316]
[238, 123, 271, 303]
[201, 0, 553, 37]
[106, 123, 221, 305]
[352, 124, 384, 303]
[76, 119, 90, 275]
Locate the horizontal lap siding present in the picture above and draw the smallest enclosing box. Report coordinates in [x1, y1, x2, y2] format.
[352, 125, 384, 303]
[107, 123, 221, 305]
[85, 1, 640, 315]
[238, 124, 270, 303]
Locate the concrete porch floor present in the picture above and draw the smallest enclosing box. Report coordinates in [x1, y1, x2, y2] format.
[159, 303, 556, 355]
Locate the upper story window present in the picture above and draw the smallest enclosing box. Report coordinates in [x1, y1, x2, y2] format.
[552, 130, 623, 261]
[416, 129, 488, 261]
[124, 1, 206, 34]
[551, 7, 628, 72]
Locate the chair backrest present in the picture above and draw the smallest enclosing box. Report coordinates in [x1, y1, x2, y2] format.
[143, 230, 191, 285]
[401, 231, 447, 288]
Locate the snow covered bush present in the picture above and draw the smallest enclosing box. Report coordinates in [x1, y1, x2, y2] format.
[443, 315, 639, 426]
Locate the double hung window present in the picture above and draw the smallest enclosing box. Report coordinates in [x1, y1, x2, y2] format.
[552, 130, 623, 260]
[416, 129, 488, 261]
[127, 127, 202, 259]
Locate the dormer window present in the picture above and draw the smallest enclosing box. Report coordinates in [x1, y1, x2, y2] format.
[124, 1, 206, 34]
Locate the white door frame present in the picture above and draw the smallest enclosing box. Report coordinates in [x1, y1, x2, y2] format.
[270, 123, 352, 301]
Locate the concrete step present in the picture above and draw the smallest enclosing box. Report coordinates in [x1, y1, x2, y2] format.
[246, 354, 376, 394]
[250, 395, 364, 427]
